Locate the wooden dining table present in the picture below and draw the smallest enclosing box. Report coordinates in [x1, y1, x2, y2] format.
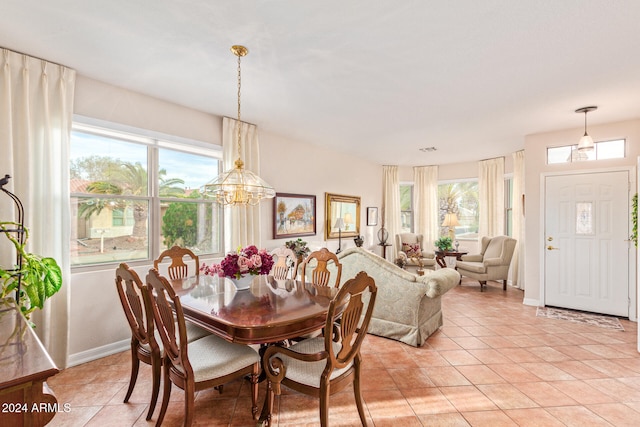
[168, 273, 339, 425]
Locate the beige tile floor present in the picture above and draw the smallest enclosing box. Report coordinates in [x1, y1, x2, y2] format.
[48, 277, 640, 426]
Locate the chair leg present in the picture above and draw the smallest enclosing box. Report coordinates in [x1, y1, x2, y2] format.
[156, 366, 172, 427]
[184, 382, 195, 427]
[319, 381, 330, 427]
[261, 380, 276, 427]
[146, 355, 161, 420]
[353, 361, 368, 426]
[250, 364, 260, 421]
[124, 346, 139, 403]
[479, 281, 486, 291]
[503, 280, 507, 290]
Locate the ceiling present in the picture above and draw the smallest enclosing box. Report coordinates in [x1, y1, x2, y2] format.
[2, 1, 640, 166]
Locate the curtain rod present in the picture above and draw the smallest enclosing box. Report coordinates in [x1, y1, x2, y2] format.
[223, 116, 257, 127]
[1, 46, 70, 69]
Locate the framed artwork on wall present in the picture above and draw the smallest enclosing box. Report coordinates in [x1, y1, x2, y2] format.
[367, 207, 378, 226]
[273, 193, 316, 239]
[325, 193, 361, 240]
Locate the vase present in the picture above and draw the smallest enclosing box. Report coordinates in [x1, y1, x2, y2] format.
[229, 275, 254, 290]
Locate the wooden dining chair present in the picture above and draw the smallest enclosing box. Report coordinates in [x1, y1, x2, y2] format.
[115, 263, 210, 421]
[144, 268, 261, 427]
[270, 246, 298, 280]
[262, 271, 378, 427]
[300, 248, 342, 287]
[154, 245, 199, 280]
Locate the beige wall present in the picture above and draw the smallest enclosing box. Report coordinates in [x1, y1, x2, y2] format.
[523, 118, 639, 311]
[68, 76, 382, 362]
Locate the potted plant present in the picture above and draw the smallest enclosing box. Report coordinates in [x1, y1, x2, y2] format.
[434, 236, 453, 252]
[285, 238, 311, 264]
[0, 222, 62, 319]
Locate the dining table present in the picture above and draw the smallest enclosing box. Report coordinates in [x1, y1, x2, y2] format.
[167, 273, 340, 425]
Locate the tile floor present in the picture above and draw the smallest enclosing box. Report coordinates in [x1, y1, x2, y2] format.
[48, 277, 640, 426]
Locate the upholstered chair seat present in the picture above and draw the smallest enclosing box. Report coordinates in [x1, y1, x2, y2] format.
[455, 235, 517, 291]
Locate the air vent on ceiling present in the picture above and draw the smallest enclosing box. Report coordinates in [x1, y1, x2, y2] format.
[419, 147, 437, 152]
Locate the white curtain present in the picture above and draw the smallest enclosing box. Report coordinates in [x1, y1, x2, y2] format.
[222, 117, 262, 251]
[413, 166, 439, 250]
[478, 157, 505, 238]
[382, 165, 401, 260]
[511, 150, 525, 289]
[0, 48, 75, 368]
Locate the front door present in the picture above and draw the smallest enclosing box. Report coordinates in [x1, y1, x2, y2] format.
[544, 170, 630, 316]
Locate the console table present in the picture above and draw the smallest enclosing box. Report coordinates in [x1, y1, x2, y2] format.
[0, 298, 59, 426]
[435, 250, 468, 269]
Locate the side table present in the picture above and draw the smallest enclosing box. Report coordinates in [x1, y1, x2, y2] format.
[377, 243, 391, 259]
[435, 250, 468, 269]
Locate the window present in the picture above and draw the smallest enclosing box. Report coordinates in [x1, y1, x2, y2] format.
[505, 178, 513, 237]
[400, 183, 414, 233]
[547, 139, 625, 164]
[70, 122, 223, 267]
[438, 181, 478, 239]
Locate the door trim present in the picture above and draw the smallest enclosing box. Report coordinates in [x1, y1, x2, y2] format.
[539, 166, 637, 321]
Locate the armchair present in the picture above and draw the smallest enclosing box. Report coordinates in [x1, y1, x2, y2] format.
[455, 235, 517, 291]
[395, 233, 436, 270]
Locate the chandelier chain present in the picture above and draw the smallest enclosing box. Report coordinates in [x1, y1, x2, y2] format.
[236, 51, 242, 159]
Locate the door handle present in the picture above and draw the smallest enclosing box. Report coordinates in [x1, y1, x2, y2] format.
[547, 245, 560, 251]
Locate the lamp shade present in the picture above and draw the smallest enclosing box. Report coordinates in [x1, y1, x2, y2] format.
[334, 218, 345, 230]
[577, 133, 594, 151]
[441, 213, 460, 227]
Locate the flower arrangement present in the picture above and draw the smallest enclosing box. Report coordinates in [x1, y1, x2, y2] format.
[200, 245, 274, 279]
[284, 238, 310, 260]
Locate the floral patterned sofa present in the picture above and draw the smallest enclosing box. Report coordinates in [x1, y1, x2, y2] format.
[333, 247, 460, 347]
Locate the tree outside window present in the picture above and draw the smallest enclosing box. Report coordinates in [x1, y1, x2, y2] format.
[438, 181, 478, 239]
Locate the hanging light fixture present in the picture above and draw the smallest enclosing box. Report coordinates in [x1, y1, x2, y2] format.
[575, 106, 597, 151]
[201, 45, 276, 205]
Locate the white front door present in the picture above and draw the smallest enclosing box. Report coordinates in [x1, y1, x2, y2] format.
[544, 170, 630, 316]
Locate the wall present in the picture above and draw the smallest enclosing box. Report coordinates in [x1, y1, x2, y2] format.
[523, 118, 640, 313]
[68, 76, 382, 364]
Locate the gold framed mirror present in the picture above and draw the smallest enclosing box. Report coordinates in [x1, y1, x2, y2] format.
[325, 193, 361, 239]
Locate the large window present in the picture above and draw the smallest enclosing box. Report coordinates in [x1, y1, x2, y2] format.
[438, 181, 478, 239]
[70, 122, 223, 267]
[505, 178, 513, 236]
[400, 183, 414, 233]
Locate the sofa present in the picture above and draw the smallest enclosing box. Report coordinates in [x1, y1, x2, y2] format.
[331, 247, 460, 347]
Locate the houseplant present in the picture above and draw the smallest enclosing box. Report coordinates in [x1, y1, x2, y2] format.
[434, 236, 453, 252]
[284, 238, 310, 263]
[0, 222, 62, 319]
[200, 245, 274, 290]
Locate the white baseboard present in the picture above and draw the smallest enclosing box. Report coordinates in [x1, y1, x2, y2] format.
[67, 339, 129, 368]
[522, 298, 539, 307]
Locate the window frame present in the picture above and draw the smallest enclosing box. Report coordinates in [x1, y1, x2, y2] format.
[547, 139, 626, 164]
[70, 117, 224, 270]
[399, 182, 414, 233]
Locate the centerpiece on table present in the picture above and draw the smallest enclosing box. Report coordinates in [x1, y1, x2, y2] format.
[200, 245, 274, 290]
[284, 238, 311, 264]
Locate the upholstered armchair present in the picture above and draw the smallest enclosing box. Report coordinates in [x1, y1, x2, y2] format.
[455, 235, 517, 291]
[396, 233, 436, 270]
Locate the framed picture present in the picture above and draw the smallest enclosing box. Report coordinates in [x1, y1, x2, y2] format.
[273, 193, 316, 239]
[325, 193, 361, 239]
[367, 207, 378, 226]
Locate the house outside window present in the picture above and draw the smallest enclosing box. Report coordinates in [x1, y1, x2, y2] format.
[438, 180, 479, 239]
[400, 183, 414, 233]
[69, 122, 223, 267]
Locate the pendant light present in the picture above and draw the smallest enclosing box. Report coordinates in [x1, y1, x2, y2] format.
[201, 45, 276, 205]
[575, 106, 597, 151]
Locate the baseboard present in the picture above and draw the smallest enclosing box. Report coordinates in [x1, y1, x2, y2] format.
[67, 339, 129, 368]
[522, 297, 539, 307]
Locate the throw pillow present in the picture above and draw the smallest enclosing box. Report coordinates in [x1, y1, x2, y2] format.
[402, 243, 422, 258]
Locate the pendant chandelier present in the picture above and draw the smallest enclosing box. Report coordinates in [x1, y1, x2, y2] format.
[201, 45, 276, 205]
[575, 105, 597, 151]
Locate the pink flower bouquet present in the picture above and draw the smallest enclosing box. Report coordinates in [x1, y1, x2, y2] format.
[200, 245, 274, 279]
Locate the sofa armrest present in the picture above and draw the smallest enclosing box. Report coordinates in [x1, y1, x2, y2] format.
[418, 268, 461, 298]
[421, 251, 435, 259]
[461, 254, 483, 262]
[483, 257, 504, 266]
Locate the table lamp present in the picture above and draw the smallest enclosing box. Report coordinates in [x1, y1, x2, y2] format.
[344, 212, 352, 231]
[334, 218, 345, 253]
[441, 213, 460, 242]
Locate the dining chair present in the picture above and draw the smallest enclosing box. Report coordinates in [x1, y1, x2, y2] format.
[262, 271, 378, 427]
[115, 263, 211, 421]
[300, 247, 342, 287]
[154, 245, 199, 280]
[144, 268, 260, 427]
[270, 246, 298, 280]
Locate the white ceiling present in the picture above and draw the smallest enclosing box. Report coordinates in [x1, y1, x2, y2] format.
[2, 0, 640, 166]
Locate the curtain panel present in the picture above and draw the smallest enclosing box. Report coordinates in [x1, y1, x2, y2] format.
[382, 165, 401, 261]
[478, 157, 505, 239]
[511, 150, 525, 289]
[413, 166, 439, 249]
[222, 117, 262, 251]
[0, 48, 75, 368]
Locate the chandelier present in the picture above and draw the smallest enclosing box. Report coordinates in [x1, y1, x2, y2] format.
[201, 45, 276, 205]
[575, 105, 597, 151]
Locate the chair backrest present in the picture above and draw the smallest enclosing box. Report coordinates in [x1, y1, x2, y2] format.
[325, 271, 377, 368]
[396, 233, 424, 256]
[145, 268, 191, 376]
[300, 248, 342, 287]
[154, 245, 200, 280]
[480, 236, 517, 265]
[270, 247, 298, 280]
[115, 263, 155, 348]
